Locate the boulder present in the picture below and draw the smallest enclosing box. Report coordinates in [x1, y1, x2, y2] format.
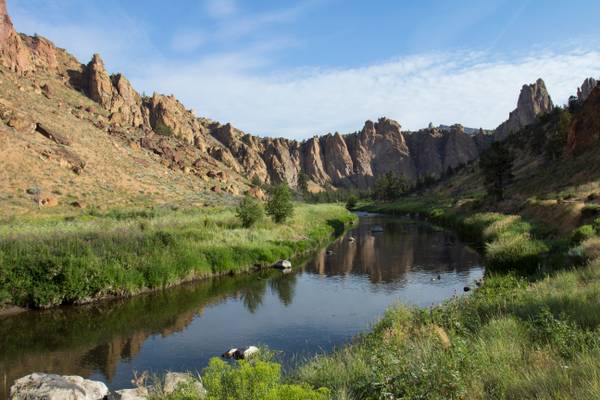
[163, 372, 205, 397]
[7, 113, 35, 133]
[273, 260, 292, 270]
[36, 123, 71, 146]
[10, 373, 108, 400]
[222, 346, 260, 360]
[37, 196, 58, 207]
[109, 387, 148, 400]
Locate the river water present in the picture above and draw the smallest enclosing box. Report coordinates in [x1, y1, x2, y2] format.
[0, 214, 483, 398]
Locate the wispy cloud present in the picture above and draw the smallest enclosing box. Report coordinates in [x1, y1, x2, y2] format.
[131, 49, 600, 139]
[205, 0, 237, 19]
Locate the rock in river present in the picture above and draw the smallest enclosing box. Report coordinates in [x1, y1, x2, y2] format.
[272, 260, 292, 270]
[10, 373, 109, 400]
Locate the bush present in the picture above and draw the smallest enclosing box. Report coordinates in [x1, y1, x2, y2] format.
[202, 357, 329, 400]
[154, 121, 174, 136]
[236, 196, 264, 228]
[571, 225, 596, 245]
[345, 195, 358, 210]
[266, 184, 294, 223]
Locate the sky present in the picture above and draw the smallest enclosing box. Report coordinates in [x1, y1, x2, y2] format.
[9, 0, 600, 139]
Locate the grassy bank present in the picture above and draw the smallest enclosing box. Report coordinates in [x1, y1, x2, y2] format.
[0, 203, 355, 309]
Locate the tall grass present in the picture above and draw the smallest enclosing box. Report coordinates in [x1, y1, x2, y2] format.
[0, 204, 355, 308]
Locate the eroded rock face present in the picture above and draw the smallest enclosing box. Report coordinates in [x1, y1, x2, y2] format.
[10, 373, 108, 400]
[146, 93, 206, 143]
[495, 78, 554, 140]
[568, 86, 600, 156]
[0, 0, 32, 73]
[85, 55, 146, 127]
[577, 77, 598, 102]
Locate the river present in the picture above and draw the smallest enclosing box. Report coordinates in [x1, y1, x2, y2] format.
[0, 214, 483, 398]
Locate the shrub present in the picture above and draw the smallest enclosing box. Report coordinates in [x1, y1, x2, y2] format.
[345, 195, 358, 210]
[154, 121, 174, 136]
[571, 225, 596, 244]
[236, 196, 264, 228]
[266, 184, 294, 223]
[202, 357, 329, 400]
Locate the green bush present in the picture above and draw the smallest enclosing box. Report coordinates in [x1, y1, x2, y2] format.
[202, 357, 329, 400]
[345, 195, 358, 210]
[154, 121, 174, 136]
[236, 196, 264, 228]
[266, 184, 294, 223]
[571, 224, 596, 244]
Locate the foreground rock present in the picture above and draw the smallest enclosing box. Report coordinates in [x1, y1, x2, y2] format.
[10, 373, 109, 400]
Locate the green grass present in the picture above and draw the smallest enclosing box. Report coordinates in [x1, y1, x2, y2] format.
[0, 203, 355, 308]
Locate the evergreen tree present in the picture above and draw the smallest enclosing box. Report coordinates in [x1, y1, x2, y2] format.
[479, 142, 514, 201]
[297, 172, 309, 194]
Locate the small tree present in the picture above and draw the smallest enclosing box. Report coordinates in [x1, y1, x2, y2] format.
[345, 194, 358, 210]
[266, 184, 294, 223]
[251, 175, 263, 187]
[236, 196, 264, 228]
[297, 172, 309, 194]
[479, 142, 514, 202]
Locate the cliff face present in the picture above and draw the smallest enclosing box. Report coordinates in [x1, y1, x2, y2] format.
[577, 77, 598, 102]
[495, 79, 554, 141]
[0, 0, 494, 193]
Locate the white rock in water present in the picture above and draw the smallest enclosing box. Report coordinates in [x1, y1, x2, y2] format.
[273, 260, 292, 269]
[163, 372, 205, 397]
[223, 346, 260, 360]
[109, 387, 149, 400]
[10, 373, 108, 400]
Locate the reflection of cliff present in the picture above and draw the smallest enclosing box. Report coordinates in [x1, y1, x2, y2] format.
[0, 270, 291, 400]
[306, 218, 481, 284]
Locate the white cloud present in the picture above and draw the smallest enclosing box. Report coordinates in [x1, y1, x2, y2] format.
[131, 49, 600, 139]
[205, 0, 237, 18]
[170, 30, 207, 53]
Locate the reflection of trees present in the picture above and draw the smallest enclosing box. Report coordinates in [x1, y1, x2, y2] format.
[269, 272, 297, 306]
[305, 218, 481, 284]
[0, 269, 298, 399]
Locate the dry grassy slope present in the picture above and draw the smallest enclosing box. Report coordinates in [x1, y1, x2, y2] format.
[0, 65, 248, 217]
[429, 115, 600, 234]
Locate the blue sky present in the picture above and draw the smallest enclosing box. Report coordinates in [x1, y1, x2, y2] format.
[9, 0, 600, 139]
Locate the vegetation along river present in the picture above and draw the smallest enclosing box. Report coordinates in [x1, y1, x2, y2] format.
[0, 214, 483, 398]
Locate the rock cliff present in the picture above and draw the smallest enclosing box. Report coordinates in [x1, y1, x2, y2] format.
[495, 78, 554, 140]
[0, 0, 506, 196]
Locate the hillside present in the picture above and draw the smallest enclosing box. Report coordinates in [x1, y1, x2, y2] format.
[1, 0, 562, 216]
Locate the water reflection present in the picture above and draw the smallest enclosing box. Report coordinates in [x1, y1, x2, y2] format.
[0, 216, 482, 399]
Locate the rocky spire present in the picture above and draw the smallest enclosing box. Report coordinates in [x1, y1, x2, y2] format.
[0, 0, 32, 73]
[577, 77, 598, 102]
[495, 78, 554, 140]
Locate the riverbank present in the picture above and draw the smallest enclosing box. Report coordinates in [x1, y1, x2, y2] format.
[0, 203, 356, 310]
[290, 200, 600, 399]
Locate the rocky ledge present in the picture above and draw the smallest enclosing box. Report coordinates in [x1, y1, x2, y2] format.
[9, 372, 206, 400]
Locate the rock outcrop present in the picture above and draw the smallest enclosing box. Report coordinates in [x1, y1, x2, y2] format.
[577, 77, 598, 103]
[495, 79, 554, 140]
[0, 0, 32, 73]
[0, 0, 495, 192]
[568, 85, 600, 156]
